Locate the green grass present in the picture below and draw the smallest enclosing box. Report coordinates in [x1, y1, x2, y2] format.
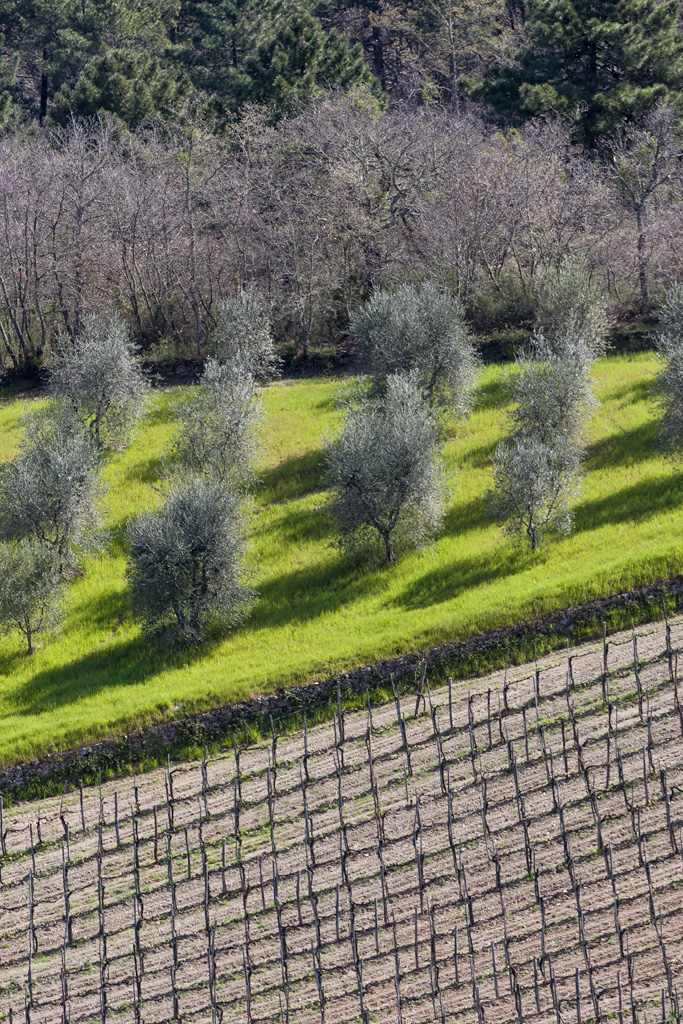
[0, 352, 681, 767]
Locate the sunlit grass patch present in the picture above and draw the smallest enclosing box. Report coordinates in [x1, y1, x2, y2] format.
[0, 353, 680, 766]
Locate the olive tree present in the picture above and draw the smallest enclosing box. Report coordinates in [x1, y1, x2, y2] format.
[126, 477, 253, 646]
[656, 285, 683, 458]
[0, 402, 102, 570]
[171, 359, 262, 486]
[326, 372, 446, 564]
[508, 352, 597, 447]
[534, 256, 609, 362]
[210, 286, 280, 382]
[489, 349, 594, 549]
[50, 312, 148, 449]
[490, 435, 583, 551]
[0, 540, 65, 654]
[350, 281, 479, 416]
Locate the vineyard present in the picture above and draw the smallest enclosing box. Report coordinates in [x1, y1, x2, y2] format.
[2, 615, 683, 1023]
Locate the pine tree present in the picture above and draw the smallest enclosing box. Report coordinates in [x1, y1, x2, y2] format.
[54, 49, 190, 128]
[171, 0, 268, 107]
[238, 8, 379, 114]
[469, 0, 683, 145]
[0, 0, 175, 122]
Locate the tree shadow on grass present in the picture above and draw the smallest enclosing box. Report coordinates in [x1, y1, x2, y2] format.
[574, 472, 683, 533]
[603, 376, 655, 405]
[9, 599, 225, 717]
[394, 547, 527, 611]
[474, 376, 511, 412]
[119, 453, 164, 485]
[257, 503, 332, 545]
[585, 421, 660, 471]
[249, 556, 389, 631]
[461, 438, 500, 470]
[442, 494, 491, 536]
[258, 450, 325, 503]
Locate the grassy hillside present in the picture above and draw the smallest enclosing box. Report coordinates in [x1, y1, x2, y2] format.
[0, 352, 681, 766]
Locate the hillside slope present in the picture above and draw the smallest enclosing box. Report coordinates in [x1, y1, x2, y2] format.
[0, 353, 681, 767]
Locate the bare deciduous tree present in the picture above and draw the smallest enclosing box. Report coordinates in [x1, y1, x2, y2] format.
[608, 107, 683, 309]
[126, 477, 253, 646]
[326, 371, 446, 563]
[0, 539, 65, 654]
[50, 311, 148, 449]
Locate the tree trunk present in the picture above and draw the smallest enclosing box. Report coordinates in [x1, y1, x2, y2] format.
[384, 533, 395, 563]
[371, 27, 386, 92]
[635, 205, 649, 309]
[39, 67, 48, 124]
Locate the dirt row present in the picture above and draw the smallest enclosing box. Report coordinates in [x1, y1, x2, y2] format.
[1, 615, 683, 1023]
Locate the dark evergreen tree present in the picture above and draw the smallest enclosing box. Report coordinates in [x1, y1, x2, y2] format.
[0, 43, 16, 129]
[53, 49, 190, 127]
[468, 0, 683, 145]
[171, 0, 264, 104]
[238, 8, 379, 114]
[0, 0, 175, 122]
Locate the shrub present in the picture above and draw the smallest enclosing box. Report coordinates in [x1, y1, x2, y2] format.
[126, 477, 253, 646]
[0, 539, 65, 654]
[210, 286, 280, 382]
[655, 285, 683, 459]
[171, 359, 262, 486]
[350, 281, 479, 415]
[50, 312, 148, 449]
[326, 372, 445, 563]
[0, 402, 102, 570]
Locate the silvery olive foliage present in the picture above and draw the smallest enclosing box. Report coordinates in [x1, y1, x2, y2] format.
[171, 358, 262, 486]
[490, 340, 596, 549]
[326, 372, 446, 564]
[0, 539, 65, 654]
[655, 285, 683, 459]
[0, 401, 102, 570]
[534, 256, 609, 362]
[507, 352, 597, 447]
[210, 286, 280, 382]
[350, 281, 479, 416]
[490, 435, 583, 551]
[126, 477, 253, 646]
[50, 312, 149, 449]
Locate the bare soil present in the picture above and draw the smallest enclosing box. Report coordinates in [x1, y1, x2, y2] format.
[2, 615, 683, 1023]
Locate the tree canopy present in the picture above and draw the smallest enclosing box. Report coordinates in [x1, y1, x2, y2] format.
[470, 0, 683, 144]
